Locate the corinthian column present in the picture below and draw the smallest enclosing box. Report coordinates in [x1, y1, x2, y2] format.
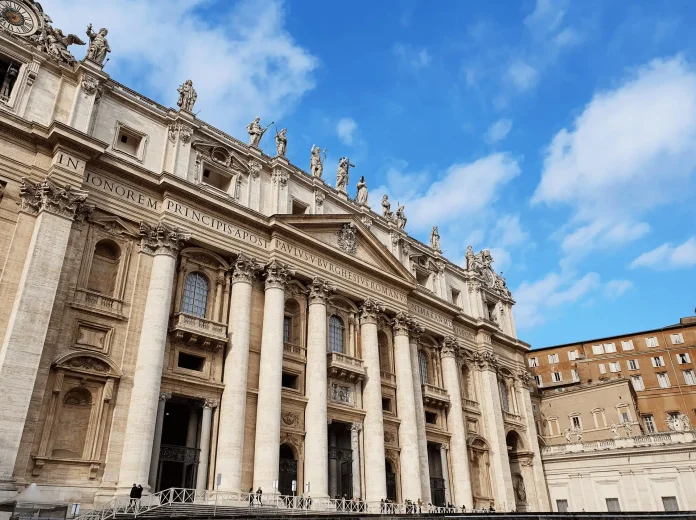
[392, 313, 422, 501]
[440, 337, 473, 508]
[252, 261, 294, 493]
[197, 399, 218, 491]
[304, 277, 334, 499]
[117, 222, 189, 493]
[0, 180, 93, 483]
[216, 254, 261, 491]
[148, 392, 172, 489]
[408, 322, 431, 503]
[359, 298, 387, 501]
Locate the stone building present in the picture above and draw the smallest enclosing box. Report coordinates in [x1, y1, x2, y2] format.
[0, 1, 547, 513]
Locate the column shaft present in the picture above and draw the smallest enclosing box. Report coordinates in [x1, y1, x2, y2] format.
[440, 343, 473, 508]
[392, 318, 421, 501]
[350, 424, 361, 499]
[196, 402, 215, 491]
[359, 300, 387, 501]
[440, 445, 451, 504]
[409, 336, 431, 503]
[216, 255, 258, 491]
[148, 393, 170, 489]
[303, 278, 332, 498]
[252, 262, 291, 493]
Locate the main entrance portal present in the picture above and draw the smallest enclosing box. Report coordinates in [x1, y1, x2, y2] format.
[155, 397, 201, 491]
[328, 422, 353, 499]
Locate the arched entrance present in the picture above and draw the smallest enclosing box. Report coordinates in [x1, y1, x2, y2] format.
[278, 444, 297, 496]
[467, 436, 493, 509]
[506, 431, 528, 512]
[385, 459, 397, 501]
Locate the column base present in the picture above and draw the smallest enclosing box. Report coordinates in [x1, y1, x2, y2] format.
[0, 477, 18, 500]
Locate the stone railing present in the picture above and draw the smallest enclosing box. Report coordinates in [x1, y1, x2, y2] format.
[381, 371, 397, 386]
[283, 342, 306, 359]
[422, 384, 450, 409]
[72, 288, 124, 318]
[169, 312, 227, 351]
[327, 352, 366, 383]
[503, 411, 524, 423]
[541, 431, 696, 457]
[462, 398, 479, 410]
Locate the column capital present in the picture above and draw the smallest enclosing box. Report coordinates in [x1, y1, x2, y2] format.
[515, 369, 534, 388]
[231, 253, 262, 284]
[359, 298, 384, 325]
[203, 398, 219, 409]
[19, 178, 94, 221]
[271, 168, 289, 187]
[408, 319, 425, 341]
[391, 311, 411, 336]
[263, 259, 294, 290]
[139, 221, 190, 256]
[309, 276, 335, 305]
[440, 443, 449, 451]
[350, 422, 363, 433]
[440, 335, 459, 359]
[159, 392, 172, 401]
[474, 350, 499, 371]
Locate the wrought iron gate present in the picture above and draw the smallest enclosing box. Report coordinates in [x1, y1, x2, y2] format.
[278, 459, 297, 496]
[430, 477, 446, 506]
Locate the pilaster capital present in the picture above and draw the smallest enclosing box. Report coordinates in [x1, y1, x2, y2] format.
[359, 298, 384, 325]
[408, 319, 425, 341]
[272, 168, 289, 187]
[440, 335, 459, 359]
[139, 221, 190, 256]
[474, 350, 499, 371]
[231, 253, 262, 284]
[440, 443, 449, 451]
[350, 422, 362, 433]
[515, 369, 534, 388]
[263, 259, 294, 290]
[19, 179, 94, 221]
[391, 311, 411, 337]
[159, 392, 172, 401]
[203, 398, 219, 409]
[309, 276, 335, 305]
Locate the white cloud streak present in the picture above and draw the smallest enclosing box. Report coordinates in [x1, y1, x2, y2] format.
[485, 119, 513, 144]
[336, 118, 357, 146]
[630, 238, 696, 270]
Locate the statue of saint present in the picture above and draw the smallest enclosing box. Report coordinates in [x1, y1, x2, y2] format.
[382, 194, 394, 220]
[336, 157, 354, 193]
[310, 145, 323, 178]
[85, 24, 110, 65]
[275, 128, 287, 157]
[564, 427, 573, 443]
[46, 28, 84, 65]
[430, 226, 442, 252]
[247, 117, 271, 147]
[624, 422, 632, 437]
[465, 245, 475, 271]
[177, 80, 197, 112]
[355, 176, 368, 206]
[610, 422, 619, 438]
[514, 476, 526, 502]
[0, 63, 18, 101]
[396, 204, 407, 229]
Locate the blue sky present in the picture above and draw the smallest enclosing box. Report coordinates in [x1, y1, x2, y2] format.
[46, 0, 696, 348]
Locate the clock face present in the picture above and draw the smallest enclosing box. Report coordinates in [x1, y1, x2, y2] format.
[0, 1, 38, 36]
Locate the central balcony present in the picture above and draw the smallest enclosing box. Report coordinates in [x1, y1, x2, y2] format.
[422, 384, 450, 409]
[169, 312, 227, 352]
[327, 352, 366, 383]
[503, 410, 524, 425]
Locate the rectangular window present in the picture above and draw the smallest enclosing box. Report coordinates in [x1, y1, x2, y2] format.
[662, 496, 679, 512]
[646, 336, 659, 348]
[281, 372, 299, 389]
[598, 363, 606, 374]
[684, 369, 696, 386]
[628, 359, 640, 370]
[592, 344, 604, 355]
[283, 316, 291, 344]
[621, 340, 634, 351]
[528, 357, 539, 368]
[534, 375, 542, 387]
[552, 371, 563, 382]
[606, 498, 621, 512]
[604, 343, 617, 353]
[571, 416, 581, 429]
[609, 361, 621, 373]
[619, 410, 631, 423]
[677, 353, 690, 364]
[568, 350, 579, 361]
[556, 500, 569, 513]
[657, 372, 671, 388]
[644, 414, 656, 433]
[671, 333, 685, 345]
[425, 411, 438, 424]
[177, 352, 205, 372]
[381, 398, 392, 412]
[652, 356, 665, 367]
[548, 353, 559, 364]
[450, 288, 461, 307]
[631, 375, 644, 391]
[571, 369, 580, 382]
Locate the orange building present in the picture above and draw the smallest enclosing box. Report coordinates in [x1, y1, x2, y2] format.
[526, 315, 696, 435]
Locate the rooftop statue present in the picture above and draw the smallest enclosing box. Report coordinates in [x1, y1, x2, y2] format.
[381, 194, 394, 220]
[336, 157, 354, 194]
[85, 24, 110, 65]
[46, 28, 84, 65]
[247, 117, 273, 147]
[430, 226, 441, 252]
[177, 80, 197, 112]
[310, 145, 323, 178]
[395, 204, 407, 230]
[275, 128, 287, 157]
[356, 176, 368, 206]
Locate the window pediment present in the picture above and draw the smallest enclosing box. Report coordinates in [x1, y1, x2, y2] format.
[53, 352, 122, 378]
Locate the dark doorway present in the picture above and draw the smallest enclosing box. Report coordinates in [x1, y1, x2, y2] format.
[328, 423, 353, 498]
[156, 398, 201, 491]
[385, 460, 397, 502]
[278, 444, 297, 496]
[427, 443, 446, 506]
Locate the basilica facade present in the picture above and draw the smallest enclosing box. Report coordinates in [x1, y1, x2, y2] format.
[0, 1, 548, 512]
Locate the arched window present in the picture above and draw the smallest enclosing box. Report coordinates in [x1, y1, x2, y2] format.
[182, 272, 209, 318]
[418, 350, 429, 385]
[499, 379, 510, 412]
[329, 315, 345, 353]
[87, 239, 121, 295]
[378, 332, 391, 372]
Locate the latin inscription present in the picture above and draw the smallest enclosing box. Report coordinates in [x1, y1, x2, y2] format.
[274, 238, 407, 304]
[166, 199, 269, 249]
[84, 172, 159, 210]
[454, 325, 476, 341]
[58, 153, 80, 171]
[408, 301, 453, 328]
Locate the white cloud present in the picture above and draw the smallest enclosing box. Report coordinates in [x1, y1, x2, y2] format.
[524, 0, 568, 35]
[630, 238, 696, 270]
[533, 56, 696, 259]
[488, 248, 512, 273]
[490, 214, 530, 248]
[514, 272, 600, 328]
[43, 0, 318, 138]
[336, 118, 357, 146]
[604, 279, 634, 299]
[507, 61, 539, 91]
[485, 119, 513, 144]
[393, 43, 431, 70]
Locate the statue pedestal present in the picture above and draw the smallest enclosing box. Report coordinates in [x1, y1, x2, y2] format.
[248, 146, 264, 160]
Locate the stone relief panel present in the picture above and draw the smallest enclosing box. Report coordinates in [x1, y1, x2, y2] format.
[72, 320, 113, 354]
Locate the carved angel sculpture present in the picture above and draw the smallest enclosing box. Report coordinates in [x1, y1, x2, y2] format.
[46, 28, 85, 65]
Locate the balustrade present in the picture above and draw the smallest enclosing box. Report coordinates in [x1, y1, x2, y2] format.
[421, 384, 450, 409]
[327, 351, 366, 383]
[72, 287, 124, 318]
[169, 312, 227, 351]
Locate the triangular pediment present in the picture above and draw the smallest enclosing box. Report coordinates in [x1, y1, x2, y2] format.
[274, 214, 416, 284]
[91, 215, 139, 237]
